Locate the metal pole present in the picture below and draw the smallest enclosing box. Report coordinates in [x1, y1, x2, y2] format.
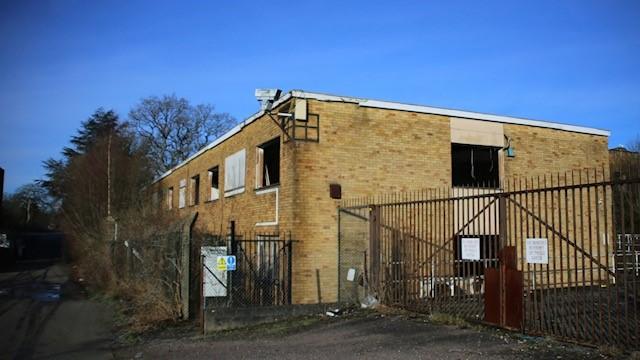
[228, 221, 236, 306]
[287, 236, 292, 305]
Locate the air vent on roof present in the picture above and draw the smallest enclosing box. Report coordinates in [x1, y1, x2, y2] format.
[255, 89, 282, 111]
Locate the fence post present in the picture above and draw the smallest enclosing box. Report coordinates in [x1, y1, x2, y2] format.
[228, 221, 236, 306]
[180, 212, 198, 320]
[369, 205, 381, 295]
[498, 193, 508, 327]
[287, 234, 293, 304]
[201, 253, 206, 334]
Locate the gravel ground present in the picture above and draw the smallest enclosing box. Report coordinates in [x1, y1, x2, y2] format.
[113, 310, 623, 360]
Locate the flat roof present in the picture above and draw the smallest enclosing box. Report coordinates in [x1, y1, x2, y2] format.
[154, 89, 610, 183]
[291, 90, 610, 137]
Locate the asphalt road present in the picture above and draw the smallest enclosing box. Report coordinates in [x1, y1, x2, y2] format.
[115, 311, 608, 360]
[0, 261, 114, 360]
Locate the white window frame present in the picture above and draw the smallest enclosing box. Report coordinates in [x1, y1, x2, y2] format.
[208, 167, 220, 201]
[190, 175, 200, 206]
[167, 187, 174, 210]
[178, 179, 186, 208]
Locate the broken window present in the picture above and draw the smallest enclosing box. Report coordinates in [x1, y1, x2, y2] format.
[256, 137, 280, 189]
[451, 143, 500, 188]
[208, 166, 220, 201]
[179, 179, 186, 208]
[190, 175, 200, 206]
[167, 187, 173, 210]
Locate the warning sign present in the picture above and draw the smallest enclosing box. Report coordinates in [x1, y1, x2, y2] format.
[216, 255, 236, 271]
[526, 238, 548, 264]
[202, 246, 227, 297]
[461, 238, 480, 260]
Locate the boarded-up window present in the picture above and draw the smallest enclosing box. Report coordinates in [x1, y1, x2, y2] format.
[224, 149, 246, 196]
[208, 166, 220, 201]
[179, 179, 186, 208]
[452, 143, 500, 188]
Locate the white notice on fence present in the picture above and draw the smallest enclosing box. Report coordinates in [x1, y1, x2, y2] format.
[202, 246, 227, 297]
[461, 238, 480, 260]
[526, 238, 548, 264]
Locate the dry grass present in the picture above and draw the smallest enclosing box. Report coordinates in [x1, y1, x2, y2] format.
[110, 279, 179, 333]
[68, 209, 185, 334]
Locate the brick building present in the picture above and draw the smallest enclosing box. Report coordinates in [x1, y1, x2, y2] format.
[152, 89, 610, 304]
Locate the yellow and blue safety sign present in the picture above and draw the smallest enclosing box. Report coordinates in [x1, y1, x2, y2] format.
[216, 255, 236, 271]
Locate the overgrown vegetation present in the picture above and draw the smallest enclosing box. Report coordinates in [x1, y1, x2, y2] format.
[0, 96, 238, 331]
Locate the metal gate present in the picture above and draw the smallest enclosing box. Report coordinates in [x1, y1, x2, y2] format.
[338, 168, 640, 349]
[200, 230, 293, 310]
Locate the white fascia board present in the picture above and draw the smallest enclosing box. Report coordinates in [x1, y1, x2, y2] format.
[290, 90, 363, 104]
[293, 91, 610, 137]
[153, 93, 293, 184]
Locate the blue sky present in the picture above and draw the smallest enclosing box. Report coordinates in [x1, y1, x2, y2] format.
[1, 1, 638, 193]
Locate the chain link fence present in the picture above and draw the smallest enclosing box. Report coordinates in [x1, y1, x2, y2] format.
[198, 230, 294, 311]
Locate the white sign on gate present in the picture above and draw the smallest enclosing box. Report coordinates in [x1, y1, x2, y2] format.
[202, 246, 227, 297]
[461, 237, 480, 260]
[526, 238, 549, 264]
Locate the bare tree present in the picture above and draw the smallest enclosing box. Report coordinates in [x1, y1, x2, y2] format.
[2, 182, 54, 230]
[129, 95, 236, 175]
[610, 135, 640, 179]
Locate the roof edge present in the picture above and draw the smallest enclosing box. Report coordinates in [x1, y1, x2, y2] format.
[152, 92, 293, 183]
[293, 90, 610, 137]
[153, 89, 610, 184]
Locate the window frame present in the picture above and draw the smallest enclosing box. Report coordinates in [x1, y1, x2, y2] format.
[224, 149, 246, 197]
[178, 179, 187, 208]
[207, 166, 220, 202]
[190, 174, 200, 206]
[167, 187, 174, 210]
[255, 137, 281, 190]
[451, 143, 501, 189]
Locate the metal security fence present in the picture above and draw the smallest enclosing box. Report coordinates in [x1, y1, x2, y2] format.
[200, 229, 294, 310]
[113, 229, 183, 285]
[338, 167, 640, 349]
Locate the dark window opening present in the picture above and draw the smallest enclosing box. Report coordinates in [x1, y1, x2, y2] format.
[452, 143, 500, 188]
[190, 175, 200, 205]
[453, 235, 499, 277]
[208, 166, 219, 201]
[257, 138, 280, 188]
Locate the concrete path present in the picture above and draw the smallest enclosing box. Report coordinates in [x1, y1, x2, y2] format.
[0, 261, 114, 360]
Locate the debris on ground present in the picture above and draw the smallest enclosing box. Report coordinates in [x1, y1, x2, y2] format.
[360, 294, 379, 309]
[325, 309, 340, 317]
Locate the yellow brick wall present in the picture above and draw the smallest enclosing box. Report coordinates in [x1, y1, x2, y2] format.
[292, 100, 453, 303]
[153, 96, 610, 304]
[154, 112, 296, 236]
[294, 99, 609, 303]
[503, 124, 609, 180]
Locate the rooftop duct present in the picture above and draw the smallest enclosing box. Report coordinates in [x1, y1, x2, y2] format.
[255, 88, 282, 111]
